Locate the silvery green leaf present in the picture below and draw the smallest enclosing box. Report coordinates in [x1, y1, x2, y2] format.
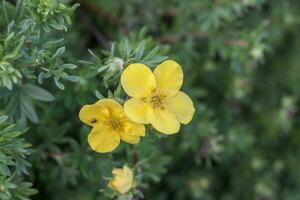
[3, 76, 12, 90]
[50, 21, 65, 30]
[135, 40, 145, 60]
[54, 76, 65, 90]
[107, 90, 114, 98]
[95, 90, 104, 99]
[0, 115, 8, 124]
[0, 165, 11, 176]
[114, 83, 123, 98]
[4, 32, 14, 49]
[15, 0, 25, 20]
[7, 20, 15, 33]
[88, 49, 102, 64]
[78, 60, 94, 65]
[23, 84, 55, 102]
[61, 63, 77, 69]
[124, 39, 131, 57]
[144, 56, 168, 67]
[142, 46, 159, 61]
[42, 38, 64, 49]
[62, 74, 81, 82]
[38, 72, 51, 84]
[110, 42, 116, 57]
[52, 46, 66, 59]
[21, 96, 39, 123]
[97, 65, 109, 73]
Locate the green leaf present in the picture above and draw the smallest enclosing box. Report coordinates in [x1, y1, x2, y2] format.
[52, 46, 66, 58]
[54, 77, 65, 90]
[0, 165, 11, 176]
[142, 46, 160, 61]
[110, 42, 116, 57]
[124, 39, 131, 57]
[37, 72, 51, 84]
[20, 96, 39, 124]
[23, 84, 55, 102]
[0, 115, 8, 124]
[61, 63, 77, 69]
[95, 90, 104, 99]
[88, 49, 102, 64]
[62, 74, 81, 82]
[135, 40, 145, 60]
[4, 32, 14, 50]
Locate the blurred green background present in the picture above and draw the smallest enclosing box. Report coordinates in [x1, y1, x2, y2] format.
[1, 0, 300, 199]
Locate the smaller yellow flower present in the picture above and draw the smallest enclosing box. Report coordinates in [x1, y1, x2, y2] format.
[79, 99, 145, 153]
[121, 60, 195, 134]
[108, 165, 134, 195]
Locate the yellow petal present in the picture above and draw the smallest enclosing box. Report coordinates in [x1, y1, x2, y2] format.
[165, 91, 195, 124]
[120, 134, 140, 144]
[124, 98, 153, 124]
[124, 122, 145, 136]
[153, 60, 183, 97]
[79, 99, 124, 126]
[79, 104, 106, 126]
[120, 123, 145, 144]
[87, 126, 120, 153]
[121, 63, 156, 98]
[149, 108, 180, 134]
[95, 98, 123, 114]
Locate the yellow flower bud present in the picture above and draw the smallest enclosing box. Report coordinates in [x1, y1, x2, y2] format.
[108, 165, 134, 195]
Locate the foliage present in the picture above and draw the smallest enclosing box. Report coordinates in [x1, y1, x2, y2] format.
[1, 0, 300, 200]
[0, 115, 37, 200]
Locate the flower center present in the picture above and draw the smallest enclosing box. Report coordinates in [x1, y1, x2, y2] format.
[148, 90, 166, 109]
[104, 116, 123, 131]
[108, 117, 123, 130]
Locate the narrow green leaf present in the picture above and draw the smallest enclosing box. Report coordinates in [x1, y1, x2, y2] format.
[54, 77, 65, 90]
[23, 84, 55, 102]
[21, 96, 39, 123]
[4, 32, 14, 49]
[135, 40, 145, 60]
[95, 90, 104, 99]
[52, 46, 66, 59]
[0, 115, 8, 124]
[142, 46, 160, 61]
[61, 63, 77, 69]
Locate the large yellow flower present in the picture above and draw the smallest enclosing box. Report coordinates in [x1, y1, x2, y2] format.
[121, 60, 195, 134]
[108, 165, 134, 195]
[79, 99, 145, 153]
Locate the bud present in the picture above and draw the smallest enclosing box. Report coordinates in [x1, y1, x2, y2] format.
[108, 165, 134, 195]
[106, 57, 124, 71]
[37, 0, 57, 20]
[102, 57, 124, 87]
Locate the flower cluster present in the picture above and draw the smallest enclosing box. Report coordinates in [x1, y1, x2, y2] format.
[79, 60, 195, 194]
[79, 59, 194, 152]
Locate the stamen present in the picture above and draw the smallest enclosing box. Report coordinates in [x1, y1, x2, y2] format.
[104, 116, 123, 131]
[148, 89, 166, 109]
[110, 118, 122, 129]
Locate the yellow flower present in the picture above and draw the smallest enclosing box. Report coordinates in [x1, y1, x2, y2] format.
[79, 99, 145, 153]
[121, 60, 195, 134]
[108, 165, 134, 195]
